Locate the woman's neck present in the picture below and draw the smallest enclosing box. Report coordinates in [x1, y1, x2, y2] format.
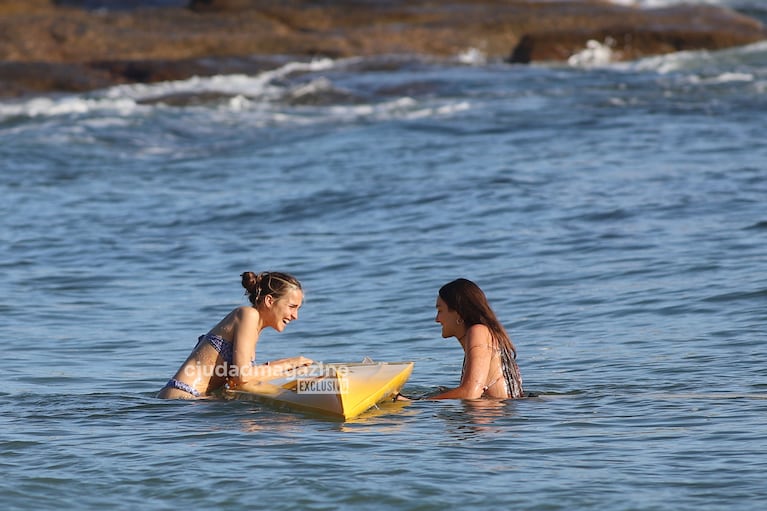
[457, 329, 468, 348]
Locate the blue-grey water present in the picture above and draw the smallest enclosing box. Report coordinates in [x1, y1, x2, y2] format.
[2, 1, 766, 509]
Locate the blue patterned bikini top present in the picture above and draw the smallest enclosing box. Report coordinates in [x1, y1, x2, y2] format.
[199, 333, 234, 364]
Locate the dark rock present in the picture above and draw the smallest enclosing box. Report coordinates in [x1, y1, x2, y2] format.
[508, 4, 767, 63]
[0, 62, 113, 96]
[54, 0, 188, 9]
[88, 55, 283, 83]
[0, 0, 764, 97]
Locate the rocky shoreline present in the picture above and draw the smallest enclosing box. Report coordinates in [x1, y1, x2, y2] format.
[0, 0, 765, 97]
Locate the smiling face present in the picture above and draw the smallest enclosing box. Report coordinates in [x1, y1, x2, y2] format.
[265, 288, 303, 332]
[435, 296, 463, 339]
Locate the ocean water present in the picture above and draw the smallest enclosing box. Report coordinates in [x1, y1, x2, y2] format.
[1, 1, 766, 509]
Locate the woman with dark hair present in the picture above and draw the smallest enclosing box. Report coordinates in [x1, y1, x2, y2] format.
[431, 278, 523, 399]
[157, 271, 312, 399]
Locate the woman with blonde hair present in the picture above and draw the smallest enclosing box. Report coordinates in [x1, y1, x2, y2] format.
[158, 271, 312, 399]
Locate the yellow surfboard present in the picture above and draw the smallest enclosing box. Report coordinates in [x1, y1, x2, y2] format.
[223, 360, 414, 420]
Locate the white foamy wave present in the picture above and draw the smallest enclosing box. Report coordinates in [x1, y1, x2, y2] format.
[401, 100, 471, 120]
[289, 76, 335, 98]
[624, 40, 767, 74]
[688, 72, 754, 83]
[0, 57, 339, 120]
[207, 96, 470, 129]
[105, 57, 338, 102]
[568, 39, 616, 68]
[457, 47, 487, 65]
[0, 95, 139, 119]
[271, 97, 469, 124]
[626, 49, 713, 74]
[332, 97, 415, 121]
[0, 55, 476, 129]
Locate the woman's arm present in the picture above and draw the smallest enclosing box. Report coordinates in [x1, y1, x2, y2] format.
[235, 356, 314, 385]
[228, 309, 313, 385]
[257, 356, 314, 375]
[229, 307, 260, 386]
[429, 325, 493, 400]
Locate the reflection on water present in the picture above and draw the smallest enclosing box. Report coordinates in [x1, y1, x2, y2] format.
[230, 398, 415, 433]
[434, 399, 516, 439]
[230, 394, 517, 439]
[235, 412, 309, 435]
[339, 400, 415, 432]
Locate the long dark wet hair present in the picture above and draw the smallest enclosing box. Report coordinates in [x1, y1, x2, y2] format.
[241, 271, 302, 307]
[439, 278, 523, 398]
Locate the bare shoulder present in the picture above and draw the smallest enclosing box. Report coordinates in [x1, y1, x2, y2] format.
[466, 324, 493, 348]
[211, 306, 258, 334]
[233, 305, 258, 317]
[234, 305, 261, 328]
[467, 323, 491, 338]
[231, 305, 261, 325]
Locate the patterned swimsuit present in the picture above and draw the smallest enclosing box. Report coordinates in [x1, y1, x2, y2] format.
[161, 333, 234, 397]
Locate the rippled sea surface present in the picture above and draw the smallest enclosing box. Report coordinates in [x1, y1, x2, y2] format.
[2, 1, 766, 509]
